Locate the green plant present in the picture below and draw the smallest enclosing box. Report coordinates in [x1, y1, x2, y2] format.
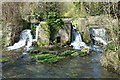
[60, 50, 74, 56]
[40, 23, 50, 39]
[45, 11, 64, 41]
[79, 48, 90, 56]
[106, 42, 116, 51]
[37, 40, 46, 46]
[34, 54, 65, 63]
[71, 52, 79, 56]
[31, 10, 36, 15]
[30, 24, 36, 38]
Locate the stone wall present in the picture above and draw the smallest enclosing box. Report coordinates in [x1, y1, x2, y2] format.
[57, 18, 72, 44]
[2, 2, 23, 47]
[38, 22, 50, 45]
[1, 2, 46, 47]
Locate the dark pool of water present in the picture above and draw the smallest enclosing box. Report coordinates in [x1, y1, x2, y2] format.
[2, 50, 119, 78]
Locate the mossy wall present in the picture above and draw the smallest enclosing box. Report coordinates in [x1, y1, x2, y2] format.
[36, 22, 50, 47]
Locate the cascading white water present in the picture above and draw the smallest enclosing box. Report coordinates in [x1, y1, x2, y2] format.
[70, 28, 89, 49]
[7, 24, 40, 51]
[70, 28, 104, 52]
[90, 28, 107, 45]
[7, 29, 33, 51]
[32, 25, 39, 42]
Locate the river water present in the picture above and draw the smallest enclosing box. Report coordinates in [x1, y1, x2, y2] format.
[2, 50, 119, 78]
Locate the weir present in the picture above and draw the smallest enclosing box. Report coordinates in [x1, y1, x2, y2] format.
[70, 25, 107, 52]
[7, 24, 40, 51]
[70, 28, 89, 49]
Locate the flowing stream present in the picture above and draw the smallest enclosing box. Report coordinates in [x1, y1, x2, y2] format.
[70, 28, 89, 49]
[3, 25, 119, 78]
[2, 48, 119, 78]
[7, 24, 40, 52]
[7, 29, 33, 51]
[70, 28, 105, 52]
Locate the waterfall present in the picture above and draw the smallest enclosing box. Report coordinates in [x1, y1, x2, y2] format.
[32, 25, 39, 42]
[70, 28, 89, 49]
[89, 28, 107, 45]
[70, 28, 103, 52]
[7, 29, 33, 51]
[7, 24, 40, 51]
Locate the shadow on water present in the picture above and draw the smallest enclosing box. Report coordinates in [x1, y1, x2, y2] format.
[2, 49, 119, 78]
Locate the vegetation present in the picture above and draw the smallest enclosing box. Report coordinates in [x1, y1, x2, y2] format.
[29, 47, 90, 63]
[30, 24, 36, 38]
[105, 42, 117, 51]
[2, 2, 120, 75]
[73, 2, 118, 18]
[45, 11, 64, 41]
[71, 52, 79, 56]
[35, 54, 65, 63]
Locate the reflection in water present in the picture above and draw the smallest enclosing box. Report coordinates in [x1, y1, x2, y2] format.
[2, 51, 119, 78]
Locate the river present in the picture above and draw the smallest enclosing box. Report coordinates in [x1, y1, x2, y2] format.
[2, 50, 119, 78]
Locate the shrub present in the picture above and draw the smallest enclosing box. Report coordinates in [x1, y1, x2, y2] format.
[45, 11, 64, 41]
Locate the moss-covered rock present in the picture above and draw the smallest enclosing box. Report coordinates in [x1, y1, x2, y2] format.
[35, 22, 50, 46]
[79, 48, 90, 56]
[71, 52, 79, 56]
[59, 50, 75, 56]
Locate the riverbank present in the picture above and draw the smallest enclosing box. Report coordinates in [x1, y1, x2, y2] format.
[100, 51, 120, 75]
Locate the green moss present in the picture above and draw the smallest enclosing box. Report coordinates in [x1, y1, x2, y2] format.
[34, 54, 65, 63]
[2, 37, 7, 46]
[40, 23, 50, 32]
[45, 11, 64, 41]
[0, 58, 8, 63]
[40, 23, 50, 43]
[29, 49, 56, 55]
[30, 25, 36, 38]
[37, 40, 46, 46]
[114, 54, 119, 65]
[29, 47, 91, 64]
[80, 32, 91, 45]
[80, 48, 89, 53]
[106, 42, 117, 51]
[60, 50, 75, 56]
[79, 48, 90, 56]
[71, 52, 79, 56]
